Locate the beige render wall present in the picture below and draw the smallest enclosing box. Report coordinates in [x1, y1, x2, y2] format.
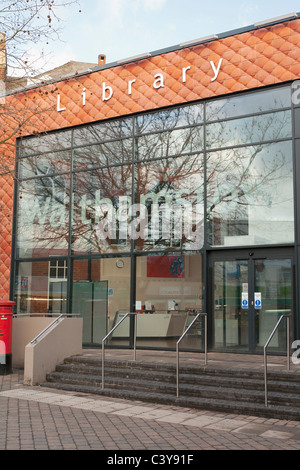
[12, 317, 55, 369]
[23, 317, 83, 386]
[11, 317, 83, 385]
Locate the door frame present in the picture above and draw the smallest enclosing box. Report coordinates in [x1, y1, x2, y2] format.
[208, 247, 295, 353]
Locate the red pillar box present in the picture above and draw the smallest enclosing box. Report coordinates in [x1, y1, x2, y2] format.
[0, 301, 15, 375]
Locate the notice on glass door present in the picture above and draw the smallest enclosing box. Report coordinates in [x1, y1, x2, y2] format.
[242, 292, 248, 309]
[254, 292, 262, 309]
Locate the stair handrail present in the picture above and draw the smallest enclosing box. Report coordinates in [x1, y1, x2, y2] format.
[264, 314, 290, 407]
[176, 312, 207, 398]
[30, 314, 79, 344]
[101, 312, 137, 390]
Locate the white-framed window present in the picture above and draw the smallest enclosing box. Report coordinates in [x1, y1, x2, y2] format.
[48, 259, 68, 314]
[49, 259, 68, 279]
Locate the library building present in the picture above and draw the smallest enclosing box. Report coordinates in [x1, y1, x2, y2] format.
[2, 12, 300, 357]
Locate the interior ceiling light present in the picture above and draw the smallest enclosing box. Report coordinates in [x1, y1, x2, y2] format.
[117, 53, 151, 65]
[180, 34, 218, 48]
[254, 12, 298, 28]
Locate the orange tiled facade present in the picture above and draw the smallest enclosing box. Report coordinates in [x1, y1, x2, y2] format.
[1, 18, 300, 298]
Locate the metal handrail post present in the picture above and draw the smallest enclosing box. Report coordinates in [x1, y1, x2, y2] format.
[176, 313, 207, 398]
[204, 314, 207, 366]
[134, 312, 137, 362]
[287, 315, 290, 372]
[263, 346, 268, 407]
[102, 313, 137, 390]
[176, 341, 180, 398]
[264, 314, 290, 407]
[102, 339, 105, 390]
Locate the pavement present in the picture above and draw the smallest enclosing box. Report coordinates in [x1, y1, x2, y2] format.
[1, 349, 300, 452]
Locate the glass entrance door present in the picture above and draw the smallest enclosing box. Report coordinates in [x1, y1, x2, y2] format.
[213, 259, 249, 350]
[211, 251, 293, 353]
[254, 258, 292, 351]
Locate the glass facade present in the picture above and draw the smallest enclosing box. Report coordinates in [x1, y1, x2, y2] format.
[13, 84, 295, 352]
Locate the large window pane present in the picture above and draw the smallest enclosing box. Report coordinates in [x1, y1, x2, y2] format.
[135, 254, 204, 349]
[73, 118, 133, 147]
[73, 138, 133, 170]
[136, 104, 204, 135]
[19, 131, 72, 157]
[16, 175, 70, 258]
[206, 110, 292, 149]
[19, 150, 71, 179]
[72, 258, 131, 346]
[134, 155, 204, 251]
[136, 126, 204, 161]
[15, 260, 67, 315]
[206, 86, 291, 122]
[207, 141, 294, 246]
[71, 166, 132, 254]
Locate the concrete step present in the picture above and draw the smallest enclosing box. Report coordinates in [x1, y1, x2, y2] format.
[63, 355, 300, 383]
[41, 354, 300, 421]
[54, 361, 300, 394]
[46, 370, 300, 406]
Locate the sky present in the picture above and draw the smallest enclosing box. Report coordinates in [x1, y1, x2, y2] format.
[30, 0, 300, 72]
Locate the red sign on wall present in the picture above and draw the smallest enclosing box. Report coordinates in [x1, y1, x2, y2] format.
[147, 255, 185, 278]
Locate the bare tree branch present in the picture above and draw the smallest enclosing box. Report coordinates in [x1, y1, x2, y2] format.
[0, 0, 81, 77]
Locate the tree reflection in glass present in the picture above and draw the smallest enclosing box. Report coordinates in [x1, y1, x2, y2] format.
[207, 141, 294, 246]
[17, 173, 70, 257]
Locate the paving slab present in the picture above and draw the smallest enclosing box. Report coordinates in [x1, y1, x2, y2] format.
[206, 418, 250, 431]
[177, 415, 224, 428]
[260, 430, 294, 440]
